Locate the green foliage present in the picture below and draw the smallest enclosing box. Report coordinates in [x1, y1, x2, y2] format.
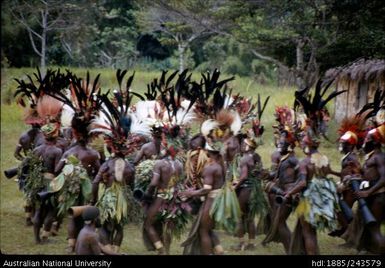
[0, 69, 364, 254]
[209, 183, 241, 234]
[23, 153, 46, 206]
[169, 48, 196, 70]
[53, 157, 92, 217]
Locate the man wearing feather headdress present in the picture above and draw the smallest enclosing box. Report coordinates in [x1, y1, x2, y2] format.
[91, 72, 139, 253]
[179, 136, 226, 255]
[262, 127, 299, 253]
[141, 125, 185, 255]
[327, 115, 366, 240]
[231, 96, 270, 252]
[285, 77, 345, 254]
[29, 95, 65, 244]
[351, 107, 385, 254]
[137, 70, 195, 255]
[3, 70, 48, 225]
[5, 68, 70, 233]
[45, 72, 102, 253]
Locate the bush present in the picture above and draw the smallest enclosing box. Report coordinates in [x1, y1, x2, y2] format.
[134, 57, 172, 71]
[169, 48, 196, 71]
[222, 56, 249, 76]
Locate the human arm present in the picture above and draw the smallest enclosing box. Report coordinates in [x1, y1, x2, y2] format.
[179, 165, 214, 199]
[356, 155, 385, 198]
[284, 159, 307, 198]
[145, 161, 161, 197]
[91, 163, 108, 205]
[233, 157, 250, 189]
[133, 144, 148, 165]
[14, 143, 24, 161]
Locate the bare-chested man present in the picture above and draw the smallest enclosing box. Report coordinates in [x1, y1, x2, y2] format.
[184, 134, 208, 214]
[92, 150, 135, 253]
[232, 137, 266, 251]
[4, 124, 45, 187]
[75, 206, 119, 255]
[353, 126, 385, 254]
[133, 127, 162, 165]
[142, 149, 183, 254]
[14, 124, 45, 161]
[329, 130, 362, 239]
[285, 133, 339, 255]
[262, 130, 298, 253]
[30, 123, 63, 243]
[55, 137, 101, 253]
[180, 149, 225, 255]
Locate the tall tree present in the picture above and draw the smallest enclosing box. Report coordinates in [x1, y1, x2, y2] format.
[9, 0, 84, 73]
[135, 0, 227, 73]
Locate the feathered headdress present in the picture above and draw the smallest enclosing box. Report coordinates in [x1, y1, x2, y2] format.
[44, 71, 103, 143]
[357, 88, 385, 127]
[153, 70, 199, 158]
[338, 115, 367, 148]
[193, 69, 235, 120]
[294, 76, 347, 144]
[90, 70, 149, 155]
[14, 68, 69, 125]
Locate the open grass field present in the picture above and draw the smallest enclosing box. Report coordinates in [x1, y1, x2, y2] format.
[0, 67, 359, 255]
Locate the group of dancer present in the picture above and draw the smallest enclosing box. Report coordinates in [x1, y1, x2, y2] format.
[3, 67, 385, 255]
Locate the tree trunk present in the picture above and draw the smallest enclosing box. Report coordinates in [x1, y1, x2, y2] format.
[178, 43, 186, 74]
[41, 29, 46, 75]
[296, 39, 305, 89]
[41, 9, 48, 76]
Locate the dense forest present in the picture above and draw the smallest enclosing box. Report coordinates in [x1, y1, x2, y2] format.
[2, 0, 385, 87]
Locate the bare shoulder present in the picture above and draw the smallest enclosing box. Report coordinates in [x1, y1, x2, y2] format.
[19, 132, 30, 144]
[51, 145, 63, 155]
[142, 142, 154, 151]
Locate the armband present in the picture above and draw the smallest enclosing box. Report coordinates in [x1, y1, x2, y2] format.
[203, 184, 213, 190]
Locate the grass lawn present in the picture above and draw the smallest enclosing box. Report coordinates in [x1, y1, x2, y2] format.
[0, 68, 360, 254]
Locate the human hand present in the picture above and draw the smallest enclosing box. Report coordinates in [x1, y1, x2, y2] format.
[178, 190, 193, 200]
[354, 189, 370, 199]
[283, 191, 291, 200]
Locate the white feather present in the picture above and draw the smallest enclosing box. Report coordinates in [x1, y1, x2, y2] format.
[61, 104, 75, 128]
[175, 107, 196, 125]
[129, 112, 152, 137]
[223, 95, 234, 108]
[135, 100, 162, 121]
[201, 119, 219, 137]
[89, 110, 112, 136]
[230, 111, 242, 135]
